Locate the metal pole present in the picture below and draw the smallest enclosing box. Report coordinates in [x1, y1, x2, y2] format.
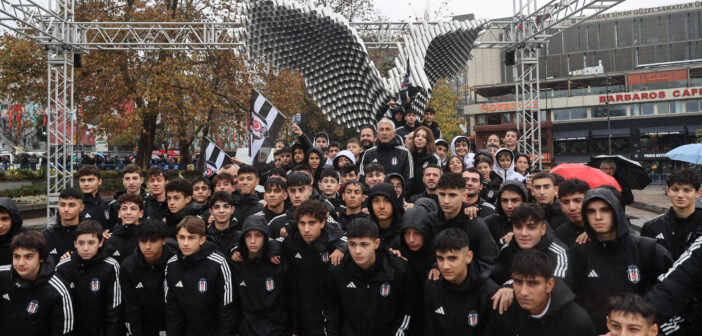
[606, 72, 611, 155]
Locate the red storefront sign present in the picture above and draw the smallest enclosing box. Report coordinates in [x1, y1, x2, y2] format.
[599, 87, 702, 103]
[627, 69, 687, 85]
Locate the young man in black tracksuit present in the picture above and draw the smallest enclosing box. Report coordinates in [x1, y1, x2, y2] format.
[253, 178, 288, 226]
[205, 191, 241, 257]
[120, 220, 174, 336]
[606, 293, 660, 336]
[368, 183, 404, 248]
[641, 169, 702, 260]
[107, 164, 146, 229]
[390, 206, 437, 335]
[282, 199, 347, 336]
[338, 180, 370, 230]
[484, 181, 529, 247]
[233, 165, 265, 224]
[0, 231, 74, 336]
[566, 188, 674, 334]
[462, 168, 496, 218]
[43, 188, 85, 258]
[485, 249, 596, 336]
[436, 173, 498, 277]
[553, 179, 591, 247]
[106, 193, 144, 262]
[323, 217, 415, 336]
[530, 172, 568, 230]
[423, 228, 499, 336]
[233, 215, 296, 336]
[165, 216, 237, 335]
[54, 220, 122, 336]
[143, 167, 169, 224]
[78, 165, 112, 230]
[491, 204, 569, 286]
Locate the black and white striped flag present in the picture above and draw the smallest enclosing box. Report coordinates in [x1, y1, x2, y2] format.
[201, 138, 231, 177]
[397, 58, 412, 106]
[249, 89, 287, 159]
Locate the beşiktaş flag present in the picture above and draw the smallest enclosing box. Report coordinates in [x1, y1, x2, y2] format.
[397, 58, 412, 106]
[249, 89, 286, 159]
[202, 138, 231, 177]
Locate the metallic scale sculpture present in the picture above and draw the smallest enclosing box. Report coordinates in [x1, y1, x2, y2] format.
[243, 0, 486, 128]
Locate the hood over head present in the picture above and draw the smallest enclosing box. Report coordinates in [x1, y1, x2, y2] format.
[435, 139, 449, 148]
[332, 150, 357, 170]
[475, 149, 493, 162]
[239, 215, 270, 259]
[582, 188, 629, 243]
[314, 132, 330, 146]
[368, 183, 403, 224]
[495, 180, 529, 216]
[493, 148, 515, 172]
[0, 197, 23, 242]
[414, 197, 439, 214]
[399, 206, 436, 252]
[384, 173, 406, 200]
[450, 136, 471, 156]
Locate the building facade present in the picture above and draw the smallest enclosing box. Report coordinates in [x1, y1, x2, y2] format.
[463, 2, 702, 172]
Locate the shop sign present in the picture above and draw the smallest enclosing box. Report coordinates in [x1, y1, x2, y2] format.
[480, 101, 538, 113]
[599, 88, 702, 104]
[627, 69, 687, 85]
[643, 153, 668, 159]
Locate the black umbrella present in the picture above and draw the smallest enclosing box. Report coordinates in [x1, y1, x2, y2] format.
[587, 155, 651, 190]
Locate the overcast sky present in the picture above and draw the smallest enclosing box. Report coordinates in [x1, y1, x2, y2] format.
[373, 0, 685, 21]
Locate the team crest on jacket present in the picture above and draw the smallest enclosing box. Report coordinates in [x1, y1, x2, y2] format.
[26, 300, 39, 314]
[487, 190, 495, 199]
[380, 283, 391, 297]
[391, 157, 398, 166]
[90, 278, 100, 292]
[198, 278, 208, 293]
[265, 277, 275, 292]
[321, 252, 330, 263]
[104, 210, 110, 220]
[423, 162, 429, 169]
[627, 265, 640, 283]
[468, 311, 479, 327]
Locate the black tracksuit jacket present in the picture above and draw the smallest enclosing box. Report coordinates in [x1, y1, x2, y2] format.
[359, 137, 414, 183]
[143, 194, 168, 224]
[81, 192, 112, 230]
[641, 208, 702, 260]
[554, 219, 586, 248]
[233, 191, 265, 225]
[566, 188, 674, 334]
[423, 264, 499, 336]
[484, 280, 596, 336]
[206, 218, 242, 256]
[42, 222, 79, 258]
[107, 223, 139, 262]
[233, 216, 297, 336]
[164, 241, 238, 336]
[368, 183, 404, 249]
[0, 197, 25, 265]
[107, 189, 147, 228]
[120, 245, 175, 336]
[164, 202, 202, 238]
[54, 248, 122, 336]
[479, 172, 503, 205]
[389, 206, 437, 336]
[492, 232, 569, 286]
[282, 226, 347, 336]
[323, 249, 415, 336]
[0, 260, 74, 336]
[438, 204, 499, 278]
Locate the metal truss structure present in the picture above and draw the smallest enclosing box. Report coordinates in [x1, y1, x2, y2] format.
[475, 0, 625, 168]
[0, 0, 624, 223]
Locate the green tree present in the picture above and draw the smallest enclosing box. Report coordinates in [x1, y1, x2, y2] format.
[427, 78, 466, 140]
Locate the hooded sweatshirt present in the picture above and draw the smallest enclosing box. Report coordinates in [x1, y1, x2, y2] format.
[368, 183, 404, 249]
[384, 173, 407, 204]
[484, 181, 530, 246]
[0, 197, 24, 265]
[332, 150, 357, 170]
[233, 216, 296, 336]
[450, 136, 475, 169]
[54, 246, 122, 336]
[566, 188, 674, 334]
[423, 263, 500, 336]
[0, 259, 74, 336]
[390, 206, 437, 335]
[484, 280, 596, 336]
[493, 148, 525, 183]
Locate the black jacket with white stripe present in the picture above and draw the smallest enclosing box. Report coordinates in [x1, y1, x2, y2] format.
[358, 137, 414, 183]
[81, 192, 112, 231]
[120, 245, 175, 336]
[323, 249, 416, 336]
[0, 260, 74, 336]
[55, 247, 123, 336]
[42, 222, 78, 260]
[646, 235, 702, 336]
[165, 241, 238, 336]
[641, 208, 702, 260]
[423, 263, 499, 336]
[566, 188, 674, 334]
[492, 232, 569, 286]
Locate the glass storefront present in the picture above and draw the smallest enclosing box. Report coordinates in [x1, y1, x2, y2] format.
[592, 138, 629, 155]
[640, 134, 686, 153]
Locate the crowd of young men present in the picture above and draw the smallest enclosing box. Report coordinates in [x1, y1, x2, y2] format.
[0, 111, 701, 336]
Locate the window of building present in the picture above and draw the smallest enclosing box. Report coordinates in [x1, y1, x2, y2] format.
[571, 107, 587, 119]
[632, 103, 655, 116]
[640, 134, 685, 153]
[592, 105, 626, 118]
[502, 113, 513, 124]
[487, 114, 501, 125]
[592, 138, 629, 155]
[555, 140, 588, 155]
[554, 109, 570, 121]
[477, 115, 486, 125]
[670, 101, 683, 114]
[657, 102, 670, 114]
[685, 99, 700, 113]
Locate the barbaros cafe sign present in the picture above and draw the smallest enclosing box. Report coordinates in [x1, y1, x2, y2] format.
[599, 87, 702, 104]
